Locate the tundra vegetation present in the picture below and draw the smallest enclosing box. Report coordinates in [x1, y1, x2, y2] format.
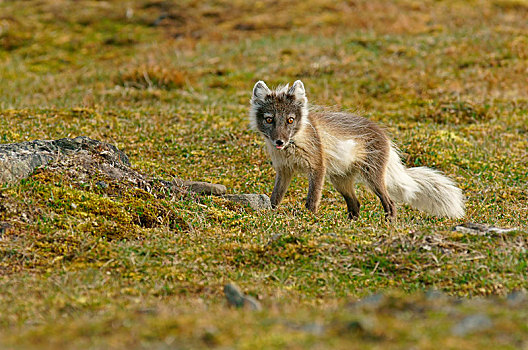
[0, 0, 527, 349]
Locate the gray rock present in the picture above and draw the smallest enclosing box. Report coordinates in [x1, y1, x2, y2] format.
[224, 283, 245, 308]
[223, 283, 262, 311]
[284, 321, 325, 335]
[506, 290, 526, 307]
[224, 194, 272, 210]
[182, 181, 226, 196]
[345, 320, 365, 332]
[425, 289, 446, 301]
[135, 307, 158, 315]
[0, 136, 130, 184]
[241, 295, 262, 311]
[451, 314, 493, 336]
[453, 222, 519, 235]
[300, 322, 325, 335]
[354, 293, 385, 309]
[0, 137, 218, 199]
[339, 316, 378, 335]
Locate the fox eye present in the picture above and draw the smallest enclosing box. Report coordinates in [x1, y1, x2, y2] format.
[265, 117, 273, 124]
[287, 117, 295, 124]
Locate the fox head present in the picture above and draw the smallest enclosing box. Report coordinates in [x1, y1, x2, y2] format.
[249, 80, 309, 150]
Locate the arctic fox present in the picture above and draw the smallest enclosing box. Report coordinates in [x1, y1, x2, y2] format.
[249, 80, 465, 220]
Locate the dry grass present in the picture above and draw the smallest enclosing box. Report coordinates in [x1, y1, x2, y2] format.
[116, 64, 187, 89]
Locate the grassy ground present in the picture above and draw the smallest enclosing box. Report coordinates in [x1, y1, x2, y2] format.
[1, 0, 527, 348]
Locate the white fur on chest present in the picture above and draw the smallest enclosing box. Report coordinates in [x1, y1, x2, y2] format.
[266, 131, 360, 176]
[321, 133, 361, 176]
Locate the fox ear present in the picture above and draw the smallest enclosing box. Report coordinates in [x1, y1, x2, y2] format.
[252, 80, 270, 101]
[288, 80, 306, 102]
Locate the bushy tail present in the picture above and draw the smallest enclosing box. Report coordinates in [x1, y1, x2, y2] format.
[384, 147, 465, 218]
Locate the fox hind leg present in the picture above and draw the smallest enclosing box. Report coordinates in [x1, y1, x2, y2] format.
[330, 174, 361, 220]
[366, 175, 396, 220]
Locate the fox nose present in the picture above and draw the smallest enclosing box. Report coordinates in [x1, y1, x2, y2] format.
[275, 139, 284, 147]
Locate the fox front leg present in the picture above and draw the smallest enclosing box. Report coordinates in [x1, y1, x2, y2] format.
[270, 168, 293, 209]
[305, 166, 326, 213]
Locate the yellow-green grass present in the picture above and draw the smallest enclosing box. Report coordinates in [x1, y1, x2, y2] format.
[1, 0, 527, 348]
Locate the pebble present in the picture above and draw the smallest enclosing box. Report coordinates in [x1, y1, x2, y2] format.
[182, 181, 227, 196]
[451, 314, 493, 336]
[224, 194, 272, 210]
[506, 290, 526, 307]
[453, 222, 519, 235]
[353, 293, 385, 309]
[223, 283, 262, 311]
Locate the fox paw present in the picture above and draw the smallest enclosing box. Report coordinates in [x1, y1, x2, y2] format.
[305, 201, 319, 213]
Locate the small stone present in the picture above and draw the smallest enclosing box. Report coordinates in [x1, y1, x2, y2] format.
[453, 223, 488, 235]
[453, 222, 519, 235]
[224, 283, 245, 308]
[224, 283, 262, 311]
[345, 320, 364, 332]
[506, 290, 526, 307]
[224, 194, 272, 210]
[341, 317, 377, 335]
[353, 293, 385, 309]
[425, 289, 446, 301]
[301, 322, 325, 335]
[284, 321, 325, 335]
[201, 326, 220, 346]
[451, 314, 493, 336]
[487, 226, 518, 234]
[135, 307, 158, 315]
[242, 295, 262, 311]
[183, 181, 227, 196]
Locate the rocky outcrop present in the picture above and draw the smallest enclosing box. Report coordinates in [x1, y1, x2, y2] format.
[0, 136, 269, 210]
[0, 136, 130, 184]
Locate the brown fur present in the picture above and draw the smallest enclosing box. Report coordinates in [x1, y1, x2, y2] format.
[250, 80, 463, 220]
[295, 112, 395, 219]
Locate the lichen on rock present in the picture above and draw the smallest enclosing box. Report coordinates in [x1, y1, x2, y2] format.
[0, 136, 130, 184]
